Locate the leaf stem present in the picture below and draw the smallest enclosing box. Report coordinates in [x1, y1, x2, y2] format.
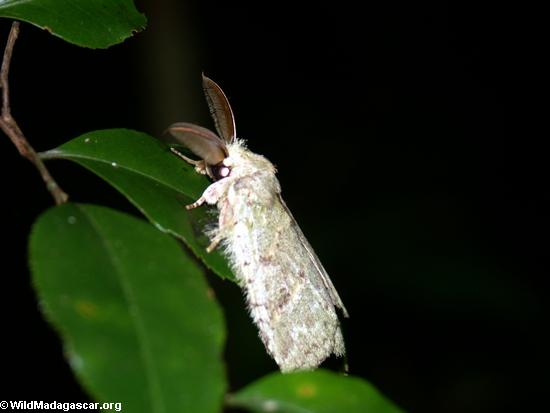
[0, 21, 68, 205]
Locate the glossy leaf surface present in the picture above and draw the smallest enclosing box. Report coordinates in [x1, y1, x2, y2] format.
[29, 203, 226, 413]
[229, 370, 405, 413]
[0, 0, 146, 48]
[42, 129, 234, 281]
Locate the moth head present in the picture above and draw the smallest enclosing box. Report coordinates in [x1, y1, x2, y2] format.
[167, 74, 237, 181]
[210, 158, 232, 181]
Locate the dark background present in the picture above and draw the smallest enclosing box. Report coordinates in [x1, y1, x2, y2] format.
[1, 1, 546, 412]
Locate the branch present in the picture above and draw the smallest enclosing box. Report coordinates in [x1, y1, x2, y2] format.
[0, 21, 68, 205]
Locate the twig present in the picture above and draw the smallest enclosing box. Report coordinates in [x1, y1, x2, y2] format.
[0, 21, 68, 205]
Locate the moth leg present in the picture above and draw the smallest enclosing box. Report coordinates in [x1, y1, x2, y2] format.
[206, 198, 235, 253]
[206, 234, 223, 253]
[170, 147, 208, 175]
[185, 197, 206, 210]
[186, 179, 230, 210]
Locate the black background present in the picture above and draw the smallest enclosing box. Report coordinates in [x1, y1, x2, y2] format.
[1, 1, 546, 412]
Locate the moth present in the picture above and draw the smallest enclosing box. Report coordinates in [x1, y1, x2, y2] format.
[167, 74, 348, 372]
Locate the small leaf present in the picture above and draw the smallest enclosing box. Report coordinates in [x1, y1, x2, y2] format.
[228, 370, 405, 413]
[29, 203, 226, 413]
[41, 129, 234, 281]
[0, 0, 146, 49]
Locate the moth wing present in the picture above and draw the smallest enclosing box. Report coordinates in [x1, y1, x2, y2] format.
[202, 74, 237, 143]
[251, 195, 345, 371]
[221, 173, 346, 371]
[167, 122, 228, 165]
[278, 195, 349, 317]
[243, 192, 346, 371]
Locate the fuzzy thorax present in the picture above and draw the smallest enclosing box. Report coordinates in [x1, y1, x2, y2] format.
[223, 139, 277, 179]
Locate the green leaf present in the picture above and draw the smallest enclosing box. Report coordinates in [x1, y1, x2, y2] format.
[41, 129, 234, 281]
[0, 0, 146, 49]
[228, 370, 405, 413]
[29, 203, 226, 413]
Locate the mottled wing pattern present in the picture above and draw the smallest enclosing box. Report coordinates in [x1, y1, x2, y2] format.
[226, 177, 345, 371]
[278, 195, 349, 318]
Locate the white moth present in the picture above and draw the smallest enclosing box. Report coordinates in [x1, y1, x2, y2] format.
[167, 75, 348, 372]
